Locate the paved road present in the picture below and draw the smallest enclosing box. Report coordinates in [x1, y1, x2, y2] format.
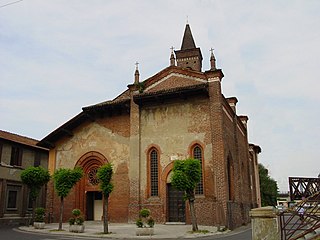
[0, 227, 84, 240]
[207, 226, 252, 240]
[0, 225, 252, 240]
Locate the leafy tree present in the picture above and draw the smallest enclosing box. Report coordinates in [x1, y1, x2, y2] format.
[97, 163, 114, 234]
[259, 163, 278, 206]
[171, 158, 201, 231]
[53, 167, 83, 230]
[20, 166, 50, 223]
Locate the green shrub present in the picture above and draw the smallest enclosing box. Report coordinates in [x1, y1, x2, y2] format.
[136, 209, 155, 228]
[34, 207, 45, 222]
[72, 209, 81, 217]
[75, 216, 84, 225]
[68, 218, 75, 225]
[69, 209, 84, 225]
[147, 217, 155, 228]
[139, 208, 150, 218]
[135, 218, 143, 228]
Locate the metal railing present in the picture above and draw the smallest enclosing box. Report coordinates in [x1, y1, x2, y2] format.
[278, 191, 320, 240]
[289, 177, 320, 201]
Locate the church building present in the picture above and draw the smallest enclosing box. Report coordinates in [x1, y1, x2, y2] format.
[38, 24, 261, 229]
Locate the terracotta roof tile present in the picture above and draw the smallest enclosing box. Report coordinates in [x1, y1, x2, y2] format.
[82, 89, 130, 110]
[137, 83, 208, 97]
[0, 130, 48, 150]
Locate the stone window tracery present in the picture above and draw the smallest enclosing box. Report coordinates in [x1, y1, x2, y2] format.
[150, 149, 159, 196]
[88, 167, 99, 185]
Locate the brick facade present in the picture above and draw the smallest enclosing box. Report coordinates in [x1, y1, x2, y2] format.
[38, 24, 261, 229]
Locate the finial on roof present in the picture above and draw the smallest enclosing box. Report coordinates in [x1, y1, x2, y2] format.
[170, 46, 175, 66]
[186, 15, 189, 24]
[210, 48, 216, 70]
[134, 61, 140, 84]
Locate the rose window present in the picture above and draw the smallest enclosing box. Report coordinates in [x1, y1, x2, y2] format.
[88, 167, 99, 185]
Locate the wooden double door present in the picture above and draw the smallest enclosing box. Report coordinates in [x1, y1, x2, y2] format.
[167, 183, 185, 222]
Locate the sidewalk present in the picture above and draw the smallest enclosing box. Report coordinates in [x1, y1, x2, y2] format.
[19, 221, 232, 239]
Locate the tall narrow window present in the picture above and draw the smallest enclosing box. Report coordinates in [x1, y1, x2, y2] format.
[10, 146, 22, 166]
[34, 152, 41, 167]
[193, 145, 204, 195]
[7, 190, 18, 209]
[150, 149, 159, 196]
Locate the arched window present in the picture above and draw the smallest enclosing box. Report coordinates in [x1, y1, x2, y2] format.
[193, 145, 204, 195]
[150, 149, 159, 196]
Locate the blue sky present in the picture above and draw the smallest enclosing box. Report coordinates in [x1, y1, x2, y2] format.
[1, 0, 319, 191]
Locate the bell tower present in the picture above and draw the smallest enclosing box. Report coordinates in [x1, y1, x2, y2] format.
[175, 24, 203, 72]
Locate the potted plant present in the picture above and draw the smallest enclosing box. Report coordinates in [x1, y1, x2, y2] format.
[33, 207, 46, 229]
[135, 208, 155, 236]
[69, 209, 85, 233]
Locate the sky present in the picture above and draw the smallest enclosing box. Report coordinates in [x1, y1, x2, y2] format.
[1, 0, 319, 192]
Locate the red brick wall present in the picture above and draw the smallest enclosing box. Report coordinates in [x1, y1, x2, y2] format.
[96, 114, 130, 138]
[220, 98, 254, 229]
[46, 164, 130, 223]
[45, 71, 257, 228]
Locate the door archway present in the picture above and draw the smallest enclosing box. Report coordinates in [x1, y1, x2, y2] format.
[74, 151, 108, 220]
[162, 162, 185, 223]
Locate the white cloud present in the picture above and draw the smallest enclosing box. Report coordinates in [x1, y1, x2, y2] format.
[1, 0, 319, 191]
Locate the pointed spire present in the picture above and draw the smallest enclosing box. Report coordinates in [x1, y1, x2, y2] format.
[210, 48, 216, 70]
[175, 23, 203, 71]
[181, 24, 196, 50]
[134, 61, 139, 84]
[170, 46, 175, 66]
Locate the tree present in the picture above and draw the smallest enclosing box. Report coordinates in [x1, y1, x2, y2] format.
[259, 163, 278, 206]
[20, 166, 50, 224]
[97, 163, 114, 234]
[171, 158, 201, 231]
[53, 167, 83, 230]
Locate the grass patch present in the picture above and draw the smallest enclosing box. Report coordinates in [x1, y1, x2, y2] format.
[49, 229, 66, 232]
[188, 229, 210, 234]
[95, 232, 113, 235]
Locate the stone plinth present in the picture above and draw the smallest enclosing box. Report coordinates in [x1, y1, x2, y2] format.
[136, 227, 154, 236]
[33, 222, 45, 229]
[250, 206, 279, 240]
[69, 224, 85, 233]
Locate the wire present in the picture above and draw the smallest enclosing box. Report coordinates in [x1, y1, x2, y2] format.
[0, 0, 23, 8]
